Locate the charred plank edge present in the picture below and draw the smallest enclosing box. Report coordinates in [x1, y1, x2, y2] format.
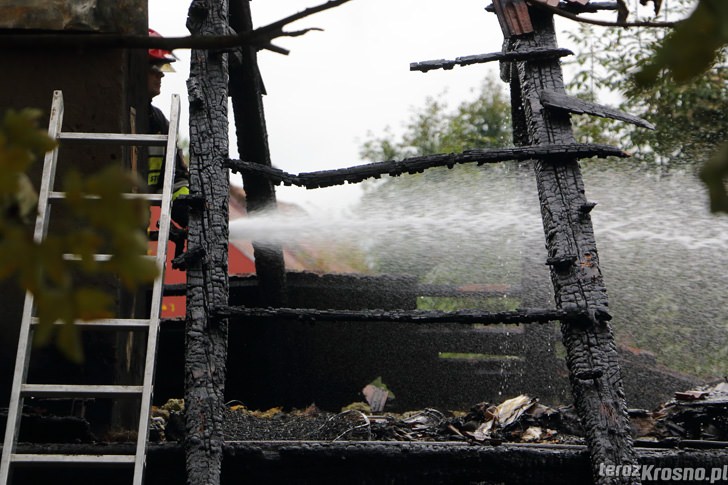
[225, 143, 627, 189]
[579, 201, 598, 214]
[486, 1, 620, 13]
[230, 0, 289, 307]
[508, 9, 638, 483]
[540, 89, 656, 130]
[163, 282, 523, 298]
[212, 306, 585, 324]
[410, 47, 573, 73]
[11, 439, 728, 454]
[545, 255, 578, 269]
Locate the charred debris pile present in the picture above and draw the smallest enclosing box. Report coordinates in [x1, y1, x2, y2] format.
[140, 382, 728, 448]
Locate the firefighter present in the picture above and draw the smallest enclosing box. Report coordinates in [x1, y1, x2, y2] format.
[147, 28, 189, 228]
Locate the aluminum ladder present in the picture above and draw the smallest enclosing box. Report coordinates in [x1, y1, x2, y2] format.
[0, 90, 181, 485]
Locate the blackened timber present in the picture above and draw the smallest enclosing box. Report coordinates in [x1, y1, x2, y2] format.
[486, 1, 620, 13]
[226, 143, 627, 189]
[410, 47, 572, 73]
[229, 0, 288, 307]
[11, 442, 728, 485]
[559, 1, 620, 12]
[214, 306, 584, 324]
[540, 89, 655, 129]
[501, 6, 639, 484]
[184, 0, 231, 483]
[166, 282, 520, 299]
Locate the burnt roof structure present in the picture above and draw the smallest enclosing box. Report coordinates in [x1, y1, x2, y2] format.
[219, 1, 645, 484]
[6, 1, 721, 484]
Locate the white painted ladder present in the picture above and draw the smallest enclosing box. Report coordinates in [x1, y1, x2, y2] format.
[0, 90, 181, 485]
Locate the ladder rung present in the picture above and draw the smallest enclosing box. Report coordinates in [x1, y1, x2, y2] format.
[30, 317, 151, 329]
[57, 132, 168, 146]
[11, 453, 134, 465]
[49, 191, 163, 202]
[62, 254, 156, 262]
[20, 384, 144, 398]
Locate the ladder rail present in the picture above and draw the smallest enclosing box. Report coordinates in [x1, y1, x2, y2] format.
[1, 90, 65, 484]
[1, 91, 182, 485]
[133, 93, 181, 485]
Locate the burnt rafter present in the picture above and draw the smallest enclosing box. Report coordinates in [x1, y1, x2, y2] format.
[214, 306, 587, 325]
[486, 1, 620, 13]
[410, 47, 572, 73]
[226, 143, 627, 189]
[494, 2, 640, 481]
[540, 89, 655, 130]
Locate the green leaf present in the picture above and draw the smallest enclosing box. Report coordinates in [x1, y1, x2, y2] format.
[635, 0, 728, 85]
[74, 287, 114, 320]
[56, 321, 84, 364]
[699, 142, 728, 213]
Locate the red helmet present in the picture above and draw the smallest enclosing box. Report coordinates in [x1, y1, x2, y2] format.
[148, 28, 178, 64]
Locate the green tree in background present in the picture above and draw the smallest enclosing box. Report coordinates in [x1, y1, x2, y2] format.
[356, 76, 523, 306]
[0, 109, 157, 362]
[565, 0, 728, 209]
[359, 76, 511, 162]
[355, 12, 728, 378]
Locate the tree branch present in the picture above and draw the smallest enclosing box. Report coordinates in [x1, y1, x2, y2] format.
[525, 0, 677, 28]
[0, 0, 352, 52]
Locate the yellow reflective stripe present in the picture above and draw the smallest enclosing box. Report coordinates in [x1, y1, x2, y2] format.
[173, 186, 190, 201]
[148, 156, 163, 186]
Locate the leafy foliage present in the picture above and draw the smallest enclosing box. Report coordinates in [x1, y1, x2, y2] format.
[636, 0, 728, 84]
[355, 76, 521, 292]
[360, 77, 512, 162]
[0, 109, 158, 362]
[566, 0, 728, 211]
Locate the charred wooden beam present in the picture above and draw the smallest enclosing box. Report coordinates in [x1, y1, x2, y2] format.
[226, 143, 627, 189]
[10, 441, 728, 485]
[184, 0, 231, 483]
[540, 89, 655, 129]
[410, 47, 572, 73]
[501, 7, 639, 484]
[229, 0, 288, 307]
[486, 1, 620, 13]
[213, 306, 585, 325]
[166, 282, 519, 299]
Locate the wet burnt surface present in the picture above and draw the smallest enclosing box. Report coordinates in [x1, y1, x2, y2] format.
[4, 440, 727, 485]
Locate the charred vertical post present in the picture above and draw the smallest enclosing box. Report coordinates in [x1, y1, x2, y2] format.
[228, 0, 288, 307]
[493, 3, 639, 484]
[184, 0, 230, 483]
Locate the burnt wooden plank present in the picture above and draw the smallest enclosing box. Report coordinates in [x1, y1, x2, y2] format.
[214, 306, 583, 325]
[226, 143, 627, 189]
[410, 47, 572, 73]
[229, 0, 288, 307]
[493, 0, 535, 36]
[487, 1, 620, 13]
[11, 441, 728, 485]
[540, 89, 655, 129]
[500, 8, 639, 485]
[184, 0, 231, 483]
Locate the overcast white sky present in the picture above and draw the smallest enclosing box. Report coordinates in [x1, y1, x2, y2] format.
[147, 1, 542, 211]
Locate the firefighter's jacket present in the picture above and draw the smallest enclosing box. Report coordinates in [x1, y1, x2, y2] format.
[147, 104, 190, 201]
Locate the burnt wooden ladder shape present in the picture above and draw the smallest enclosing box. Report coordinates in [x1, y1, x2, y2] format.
[0, 90, 181, 485]
[225, 4, 648, 485]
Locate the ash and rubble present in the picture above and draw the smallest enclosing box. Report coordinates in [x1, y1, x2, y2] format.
[144, 381, 728, 447]
[4, 382, 725, 446]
